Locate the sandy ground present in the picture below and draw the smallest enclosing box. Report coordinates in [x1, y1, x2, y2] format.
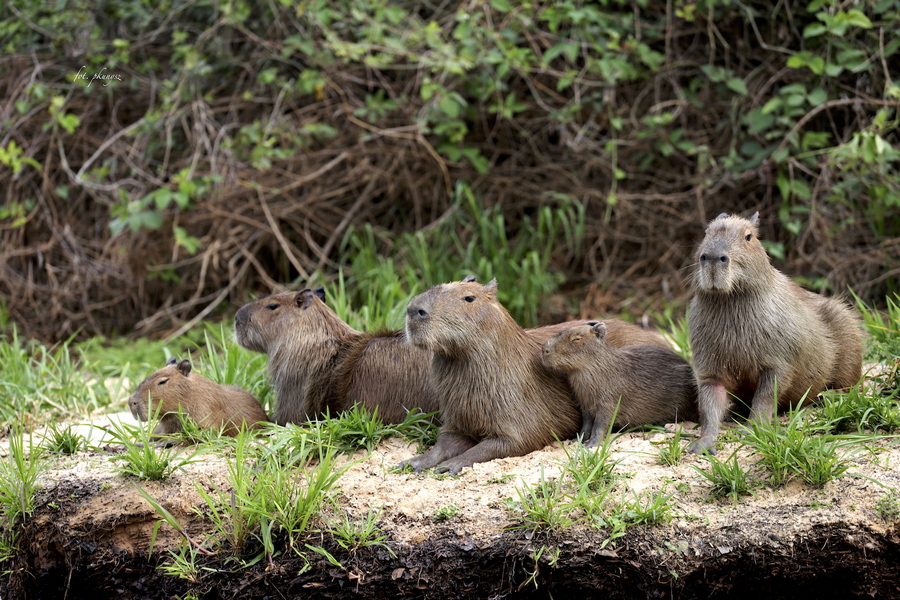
[26, 412, 900, 562]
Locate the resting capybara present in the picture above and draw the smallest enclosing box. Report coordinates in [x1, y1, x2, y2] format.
[400, 278, 673, 473]
[234, 287, 439, 425]
[686, 212, 864, 454]
[542, 321, 698, 446]
[527, 316, 670, 347]
[128, 358, 269, 440]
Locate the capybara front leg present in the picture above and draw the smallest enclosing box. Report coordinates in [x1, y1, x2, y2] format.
[435, 437, 516, 475]
[748, 370, 780, 424]
[687, 381, 727, 455]
[578, 408, 594, 444]
[398, 431, 476, 472]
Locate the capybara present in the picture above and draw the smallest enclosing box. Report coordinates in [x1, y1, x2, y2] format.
[400, 278, 672, 473]
[234, 287, 439, 425]
[128, 358, 269, 441]
[686, 212, 864, 454]
[542, 321, 698, 446]
[527, 317, 670, 347]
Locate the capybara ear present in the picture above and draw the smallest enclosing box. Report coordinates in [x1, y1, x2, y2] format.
[484, 278, 498, 296]
[586, 320, 600, 327]
[295, 289, 312, 308]
[165, 356, 178, 367]
[176, 359, 192, 376]
[314, 286, 326, 303]
[462, 275, 477, 283]
[715, 212, 729, 220]
[749, 211, 759, 225]
[591, 321, 607, 338]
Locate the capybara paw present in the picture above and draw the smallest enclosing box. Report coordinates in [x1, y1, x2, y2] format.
[686, 439, 717, 455]
[435, 460, 467, 475]
[397, 459, 424, 473]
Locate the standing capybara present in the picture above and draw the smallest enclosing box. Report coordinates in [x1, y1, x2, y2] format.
[400, 278, 673, 473]
[686, 212, 864, 454]
[234, 287, 439, 425]
[128, 358, 269, 441]
[542, 321, 698, 446]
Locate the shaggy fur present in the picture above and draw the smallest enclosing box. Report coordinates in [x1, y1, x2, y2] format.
[687, 212, 864, 454]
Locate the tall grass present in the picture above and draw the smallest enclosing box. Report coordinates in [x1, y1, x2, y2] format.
[855, 292, 900, 362]
[189, 324, 274, 414]
[0, 327, 119, 428]
[140, 424, 355, 574]
[335, 182, 585, 329]
[0, 427, 44, 560]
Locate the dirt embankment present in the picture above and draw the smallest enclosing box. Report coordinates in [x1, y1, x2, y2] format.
[5, 424, 900, 600]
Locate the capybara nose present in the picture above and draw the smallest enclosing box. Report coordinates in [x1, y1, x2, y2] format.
[407, 305, 428, 320]
[700, 252, 729, 265]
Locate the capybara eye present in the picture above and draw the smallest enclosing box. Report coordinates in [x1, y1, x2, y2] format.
[157, 378, 169, 386]
[265, 303, 279, 311]
[463, 296, 476, 303]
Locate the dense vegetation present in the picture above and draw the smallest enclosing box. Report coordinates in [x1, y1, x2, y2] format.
[1, 0, 898, 341]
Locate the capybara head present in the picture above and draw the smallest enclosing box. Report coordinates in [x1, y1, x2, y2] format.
[541, 320, 608, 372]
[234, 286, 340, 353]
[128, 357, 193, 421]
[694, 212, 771, 293]
[405, 278, 511, 357]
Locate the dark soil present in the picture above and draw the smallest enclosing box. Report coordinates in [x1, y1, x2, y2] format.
[9, 504, 900, 600]
[5, 432, 900, 600]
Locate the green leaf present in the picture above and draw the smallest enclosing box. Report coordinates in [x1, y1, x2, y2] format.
[746, 110, 775, 135]
[58, 114, 81, 135]
[787, 51, 825, 75]
[780, 83, 807, 95]
[760, 98, 782, 115]
[147, 189, 174, 210]
[761, 240, 786, 260]
[543, 42, 579, 66]
[460, 147, 489, 174]
[837, 9, 873, 29]
[824, 63, 844, 77]
[807, 88, 827, 106]
[785, 93, 807, 108]
[791, 177, 811, 200]
[490, 0, 512, 12]
[803, 23, 827, 38]
[172, 191, 191, 209]
[699, 64, 726, 82]
[801, 131, 831, 151]
[439, 95, 460, 118]
[726, 77, 748, 95]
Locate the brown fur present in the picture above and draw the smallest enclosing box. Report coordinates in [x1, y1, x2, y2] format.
[234, 288, 438, 425]
[402, 278, 658, 474]
[526, 318, 670, 348]
[687, 212, 865, 454]
[128, 358, 268, 439]
[542, 322, 698, 447]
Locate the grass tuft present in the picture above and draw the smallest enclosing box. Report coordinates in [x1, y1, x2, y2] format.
[0, 426, 44, 561]
[102, 416, 202, 481]
[692, 451, 754, 503]
[41, 423, 86, 455]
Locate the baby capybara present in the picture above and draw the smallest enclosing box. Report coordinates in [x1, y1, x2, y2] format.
[128, 358, 268, 441]
[542, 321, 698, 446]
